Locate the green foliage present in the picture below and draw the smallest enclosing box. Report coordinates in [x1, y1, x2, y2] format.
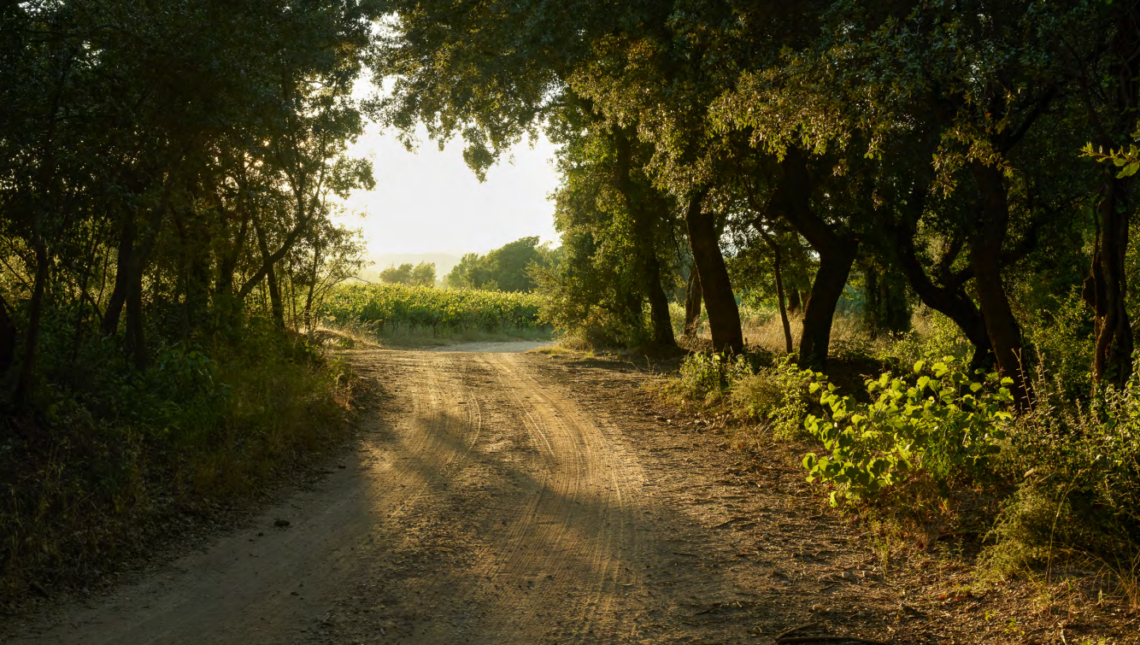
[675, 352, 755, 403]
[1082, 131, 1140, 178]
[727, 359, 817, 440]
[321, 283, 545, 336]
[0, 319, 352, 601]
[986, 365, 1140, 577]
[802, 357, 1014, 507]
[380, 262, 437, 287]
[444, 237, 554, 292]
[876, 310, 974, 369]
[1020, 290, 1096, 400]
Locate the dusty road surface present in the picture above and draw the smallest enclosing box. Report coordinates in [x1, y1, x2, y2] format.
[4, 347, 974, 644]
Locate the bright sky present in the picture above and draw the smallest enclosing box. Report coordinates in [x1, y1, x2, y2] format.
[334, 116, 561, 257]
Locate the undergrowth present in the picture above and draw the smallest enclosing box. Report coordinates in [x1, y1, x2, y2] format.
[658, 308, 1140, 609]
[0, 319, 355, 605]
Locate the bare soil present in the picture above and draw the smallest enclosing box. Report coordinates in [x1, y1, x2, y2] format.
[2, 347, 1135, 644]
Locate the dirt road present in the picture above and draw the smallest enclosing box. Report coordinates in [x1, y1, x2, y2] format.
[5, 348, 996, 644]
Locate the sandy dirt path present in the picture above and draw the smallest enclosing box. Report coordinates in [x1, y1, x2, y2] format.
[11, 347, 1040, 644]
[2, 349, 658, 644]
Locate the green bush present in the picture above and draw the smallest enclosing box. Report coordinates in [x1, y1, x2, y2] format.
[984, 366, 1140, 584]
[802, 356, 1014, 507]
[0, 318, 353, 601]
[676, 351, 754, 402]
[728, 359, 816, 439]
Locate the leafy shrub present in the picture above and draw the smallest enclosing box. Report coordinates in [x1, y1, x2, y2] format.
[1019, 290, 1095, 401]
[802, 356, 1014, 507]
[676, 351, 754, 402]
[0, 318, 353, 602]
[984, 365, 1140, 591]
[876, 308, 973, 369]
[728, 359, 816, 439]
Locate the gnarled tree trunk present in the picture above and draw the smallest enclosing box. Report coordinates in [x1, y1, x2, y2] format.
[685, 189, 743, 353]
[771, 149, 858, 369]
[1084, 4, 1139, 388]
[1087, 172, 1133, 387]
[970, 162, 1030, 406]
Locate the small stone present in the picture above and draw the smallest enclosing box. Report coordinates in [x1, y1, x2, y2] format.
[274, 519, 291, 528]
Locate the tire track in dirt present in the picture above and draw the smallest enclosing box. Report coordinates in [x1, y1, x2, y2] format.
[442, 352, 648, 643]
[6, 346, 894, 645]
[2, 349, 488, 645]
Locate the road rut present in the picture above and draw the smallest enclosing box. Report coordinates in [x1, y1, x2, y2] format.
[5, 349, 657, 644]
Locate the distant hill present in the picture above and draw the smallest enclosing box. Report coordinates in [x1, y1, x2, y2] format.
[358, 252, 463, 282]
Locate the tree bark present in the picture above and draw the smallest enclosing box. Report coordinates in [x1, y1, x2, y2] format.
[892, 223, 993, 370]
[772, 243, 794, 354]
[255, 222, 286, 329]
[1088, 171, 1133, 386]
[787, 289, 802, 315]
[754, 225, 793, 353]
[683, 269, 702, 338]
[799, 242, 858, 368]
[124, 261, 145, 369]
[684, 189, 743, 353]
[770, 148, 857, 369]
[970, 162, 1030, 405]
[1083, 4, 1139, 387]
[0, 291, 16, 378]
[101, 212, 135, 336]
[14, 238, 49, 406]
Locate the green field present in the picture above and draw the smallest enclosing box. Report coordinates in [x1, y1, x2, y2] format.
[320, 283, 548, 338]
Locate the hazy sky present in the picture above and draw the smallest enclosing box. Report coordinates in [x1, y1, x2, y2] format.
[333, 117, 561, 257]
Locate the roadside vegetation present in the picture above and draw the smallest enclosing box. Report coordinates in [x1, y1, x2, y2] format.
[658, 306, 1140, 612]
[0, 1, 377, 603]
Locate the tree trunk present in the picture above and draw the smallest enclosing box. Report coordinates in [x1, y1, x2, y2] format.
[1083, 3, 1139, 388]
[772, 244, 793, 354]
[685, 189, 743, 353]
[769, 148, 856, 369]
[892, 223, 993, 370]
[1088, 171, 1133, 387]
[124, 260, 146, 369]
[0, 291, 16, 378]
[970, 162, 1030, 406]
[101, 212, 136, 336]
[863, 263, 911, 339]
[14, 240, 49, 406]
[256, 222, 286, 329]
[754, 224, 794, 353]
[643, 246, 675, 348]
[683, 270, 702, 338]
[304, 246, 322, 333]
[787, 289, 802, 315]
[799, 241, 858, 368]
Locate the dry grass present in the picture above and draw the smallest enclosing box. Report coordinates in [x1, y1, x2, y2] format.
[679, 305, 875, 358]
